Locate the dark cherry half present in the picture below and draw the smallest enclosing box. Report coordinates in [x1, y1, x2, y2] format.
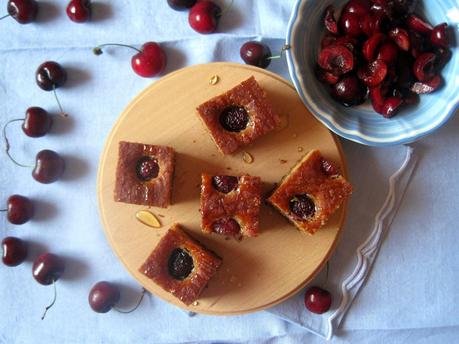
[32, 150, 66, 184]
[7, 0, 38, 24]
[6, 194, 34, 225]
[212, 218, 241, 236]
[136, 157, 159, 181]
[240, 41, 272, 69]
[88, 281, 121, 313]
[32, 253, 65, 285]
[331, 75, 367, 107]
[304, 286, 332, 314]
[168, 248, 194, 280]
[36, 61, 67, 91]
[167, 0, 196, 11]
[289, 194, 316, 220]
[219, 105, 249, 132]
[318, 45, 354, 76]
[2, 237, 28, 267]
[323, 5, 338, 35]
[66, 0, 91, 23]
[212, 175, 238, 193]
[23, 107, 52, 137]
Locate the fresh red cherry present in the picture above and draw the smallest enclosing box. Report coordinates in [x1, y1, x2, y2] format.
[331, 75, 368, 106]
[323, 5, 338, 35]
[318, 45, 354, 76]
[167, 0, 196, 11]
[2, 237, 28, 266]
[304, 286, 332, 314]
[93, 42, 167, 78]
[339, 12, 363, 37]
[430, 23, 449, 48]
[36, 61, 67, 91]
[22, 107, 52, 137]
[240, 41, 272, 69]
[3, 194, 34, 225]
[188, 0, 221, 34]
[88, 281, 121, 313]
[66, 0, 91, 23]
[32, 149, 66, 184]
[32, 253, 65, 285]
[5, 0, 38, 24]
[413, 52, 436, 82]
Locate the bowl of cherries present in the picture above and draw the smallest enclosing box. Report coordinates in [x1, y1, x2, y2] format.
[285, 0, 458, 146]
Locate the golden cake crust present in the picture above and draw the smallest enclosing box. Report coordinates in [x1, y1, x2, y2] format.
[200, 174, 262, 238]
[268, 150, 352, 234]
[139, 224, 222, 305]
[196, 76, 281, 155]
[114, 141, 175, 208]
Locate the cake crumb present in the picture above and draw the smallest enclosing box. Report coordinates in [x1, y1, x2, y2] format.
[279, 159, 288, 164]
[192, 301, 199, 306]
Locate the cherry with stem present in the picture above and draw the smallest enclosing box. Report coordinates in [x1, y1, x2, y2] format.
[188, 0, 234, 34]
[240, 42, 290, 69]
[1, 0, 38, 24]
[3, 107, 53, 139]
[93, 42, 167, 78]
[36, 61, 68, 118]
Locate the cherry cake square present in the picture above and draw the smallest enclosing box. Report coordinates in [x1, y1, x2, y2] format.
[196, 76, 280, 155]
[200, 173, 262, 239]
[139, 224, 222, 305]
[114, 141, 175, 208]
[268, 150, 352, 234]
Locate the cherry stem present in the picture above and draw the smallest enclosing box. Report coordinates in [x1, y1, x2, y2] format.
[2, 119, 34, 168]
[113, 288, 147, 314]
[218, 0, 234, 17]
[53, 85, 68, 118]
[93, 43, 142, 55]
[267, 44, 291, 60]
[0, 14, 10, 20]
[41, 280, 57, 320]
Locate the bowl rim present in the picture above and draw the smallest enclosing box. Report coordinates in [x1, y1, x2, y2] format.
[285, 0, 459, 147]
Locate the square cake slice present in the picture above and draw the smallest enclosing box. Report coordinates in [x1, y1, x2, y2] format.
[196, 76, 281, 155]
[268, 150, 352, 234]
[200, 174, 262, 239]
[114, 141, 175, 208]
[139, 224, 222, 306]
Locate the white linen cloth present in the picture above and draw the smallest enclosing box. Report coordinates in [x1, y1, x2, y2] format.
[0, 1, 458, 343]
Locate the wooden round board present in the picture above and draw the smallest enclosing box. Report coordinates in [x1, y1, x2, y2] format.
[97, 62, 348, 315]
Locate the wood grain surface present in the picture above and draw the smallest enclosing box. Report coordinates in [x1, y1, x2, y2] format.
[97, 62, 348, 315]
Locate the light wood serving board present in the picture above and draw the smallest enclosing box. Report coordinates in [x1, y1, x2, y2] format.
[97, 62, 348, 315]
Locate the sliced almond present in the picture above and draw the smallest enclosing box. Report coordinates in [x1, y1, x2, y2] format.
[242, 151, 254, 164]
[135, 210, 161, 228]
[209, 75, 219, 85]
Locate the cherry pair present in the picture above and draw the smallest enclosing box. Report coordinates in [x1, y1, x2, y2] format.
[1, 0, 91, 24]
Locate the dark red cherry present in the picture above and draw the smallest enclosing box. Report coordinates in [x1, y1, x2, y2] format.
[318, 45, 354, 76]
[410, 75, 442, 94]
[36, 61, 67, 91]
[323, 5, 338, 35]
[339, 12, 363, 37]
[219, 105, 249, 132]
[289, 194, 315, 220]
[32, 150, 66, 184]
[131, 42, 167, 78]
[357, 59, 388, 87]
[321, 159, 340, 176]
[331, 75, 367, 106]
[406, 14, 433, 34]
[369, 85, 385, 113]
[382, 96, 403, 118]
[413, 52, 436, 82]
[362, 33, 386, 61]
[88, 281, 121, 313]
[7, 0, 38, 24]
[2, 237, 28, 267]
[6, 194, 34, 225]
[304, 286, 332, 314]
[168, 248, 194, 280]
[136, 156, 159, 181]
[167, 0, 196, 11]
[212, 175, 238, 193]
[388, 27, 410, 51]
[240, 41, 272, 69]
[377, 42, 398, 65]
[343, 0, 370, 16]
[188, 0, 221, 34]
[66, 0, 91, 23]
[32, 253, 65, 285]
[430, 23, 449, 48]
[211, 218, 241, 236]
[22, 107, 52, 138]
[315, 67, 340, 85]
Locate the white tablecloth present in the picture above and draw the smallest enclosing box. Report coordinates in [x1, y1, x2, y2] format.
[0, 1, 458, 343]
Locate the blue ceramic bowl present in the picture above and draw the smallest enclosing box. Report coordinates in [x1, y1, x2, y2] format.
[286, 0, 459, 146]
